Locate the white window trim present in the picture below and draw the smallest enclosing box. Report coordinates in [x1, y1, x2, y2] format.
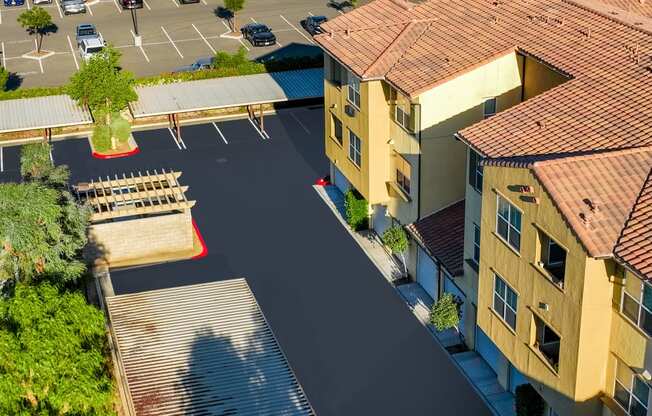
[348, 130, 362, 168]
[495, 194, 522, 252]
[347, 73, 361, 109]
[614, 360, 650, 416]
[493, 273, 517, 330]
[620, 279, 652, 338]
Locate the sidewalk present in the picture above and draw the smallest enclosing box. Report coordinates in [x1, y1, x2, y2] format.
[314, 184, 515, 416]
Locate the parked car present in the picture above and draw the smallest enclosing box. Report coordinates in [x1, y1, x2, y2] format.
[79, 37, 104, 61]
[75, 24, 102, 46]
[121, 0, 142, 8]
[303, 15, 328, 35]
[327, 0, 353, 11]
[3, 0, 25, 6]
[179, 0, 199, 4]
[33, 0, 53, 4]
[173, 57, 213, 73]
[241, 23, 276, 47]
[61, 0, 86, 15]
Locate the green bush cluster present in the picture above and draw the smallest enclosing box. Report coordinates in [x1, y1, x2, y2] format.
[92, 124, 112, 152]
[0, 67, 9, 92]
[344, 189, 368, 231]
[515, 384, 545, 416]
[430, 293, 462, 332]
[110, 114, 131, 142]
[0, 85, 67, 101]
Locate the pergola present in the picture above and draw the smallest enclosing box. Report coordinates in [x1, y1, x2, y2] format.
[73, 169, 195, 222]
[0, 94, 93, 141]
[129, 68, 324, 146]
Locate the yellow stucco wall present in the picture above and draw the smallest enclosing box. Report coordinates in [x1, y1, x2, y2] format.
[522, 55, 569, 100]
[476, 165, 614, 415]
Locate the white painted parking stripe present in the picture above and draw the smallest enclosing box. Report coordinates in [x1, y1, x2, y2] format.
[308, 11, 313, 16]
[130, 29, 150, 62]
[192, 23, 215, 54]
[54, 0, 63, 18]
[167, 128, 182, 149]
[67, 35, 79, 69]
[26, 0, 30, 9]
[280, 14, 314, 45]
[1, 42, 5, 69]
[143, 0, 150, 9]
[250, 17, 256, 23]
[0, 9, 3, 24]
[49, 148, 53, 163]
[0, 147, 4, 172]
[247, 118, 267, 140]
[290, 112, 310, 134]
[169, 0, 178, 7]
[200, 0, 206, 4]
[112, 0, 122, 13]
[35, 39, 44, 73]
[87, 3, 93, 15]
[161, 26, 183, 58]
[212, 122, 228, 144]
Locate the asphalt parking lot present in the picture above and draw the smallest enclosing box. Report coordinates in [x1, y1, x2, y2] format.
[0, 0, 341, 88]
[0, 108, 492, 416]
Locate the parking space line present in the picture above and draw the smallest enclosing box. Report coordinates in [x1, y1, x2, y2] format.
[87, 3, 93, 15]
[200, 0, 206, 4]
[247, 118, 267, 140]
[308, 11, 313, 16]
[26, 0, 30, 9]
[112, 0, 122, 13]
[167, 128, 182, 150]
[35, 39, 44, 73]
[250, 17, 256, 23]
[212, 122, 228, 144]
[130, 29, 150, 62]
[67, 35, 79, 69]
[0, 147, 3, 172]
[143, 0, 150, 10]
[1, 42, 5, 68]
[192, 23, 215, 54]
[161, 26, 183, 58]
[0, 9, 3, 25]
[290, 112, 310, 134]
[280, 14, 314, 45]
[169, 0, 179, 7]
[54, 0, 63, 18]
[49, 148, 53, 163]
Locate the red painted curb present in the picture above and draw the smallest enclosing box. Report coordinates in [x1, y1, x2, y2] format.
[315, 177, 331, 186]
[92, 146, 140, 160]
[191, 218, 208, 259]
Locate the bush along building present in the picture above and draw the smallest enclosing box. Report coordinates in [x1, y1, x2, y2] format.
[314, 0, 652, 415]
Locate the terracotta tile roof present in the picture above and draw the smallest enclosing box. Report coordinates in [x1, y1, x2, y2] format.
[532, 147, 652, 258]
[614, 168, 652, 279]
[406, 200, 465, 276]
[316, 0, 652, 158]
[589, 0, 652, 18]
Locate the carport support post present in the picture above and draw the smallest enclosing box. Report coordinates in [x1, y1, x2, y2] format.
[259, 104, 264, 132]
[174, 114, 181, 144]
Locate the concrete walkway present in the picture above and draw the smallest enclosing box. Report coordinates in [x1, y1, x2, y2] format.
[315, 185, 404, 282]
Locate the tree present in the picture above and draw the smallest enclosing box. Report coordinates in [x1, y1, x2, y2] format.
[20, 142, 69, 188]
[381, 225, 408, 276]
[515, 384, 545, 416]
[0, 181, 89, 284]
[0, 66, 8, 92]
[344, 189, 368, 231]
[17, 7, 53, 54]
[224, 0, 245, 32]
[430, 293, 461, 332]
[68, 46, 137, 150]
[0, 282, 114, 415]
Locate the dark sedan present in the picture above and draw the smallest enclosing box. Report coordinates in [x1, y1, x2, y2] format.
[241, 23, 276, 47]
[3, 0, 25, 6]
[121, 0, 143, 9]
[303, 15, 328, 35]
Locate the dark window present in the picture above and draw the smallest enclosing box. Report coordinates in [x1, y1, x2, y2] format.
[395, 152, 411, 195]
[538, 232, 567, 288]
[473, 224, 481, 264]
[349, 130, 361, 168]
[615, 360, 649, 416]
[493, 274, 517, 330]
[622, 279, 652, 338]
[496, 195, 521, 252]
[332, 115, 342, 145]
[533, 315, 561, 372]
[484, 97, 497, 118]
[329, 58, 343, 87]
[468, 149, 483, 193]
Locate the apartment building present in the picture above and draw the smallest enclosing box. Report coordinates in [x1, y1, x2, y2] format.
[316, 0, 652, 415]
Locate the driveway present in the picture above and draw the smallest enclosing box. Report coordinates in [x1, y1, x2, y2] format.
[45, 108, 492, 415]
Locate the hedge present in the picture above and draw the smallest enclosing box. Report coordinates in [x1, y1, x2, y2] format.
[344, 189, 368, 231]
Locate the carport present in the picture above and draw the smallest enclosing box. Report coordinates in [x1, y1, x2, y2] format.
[0, 94, 93, 141]
[129, 68, 323, 146]
[106, 279, 315, 416]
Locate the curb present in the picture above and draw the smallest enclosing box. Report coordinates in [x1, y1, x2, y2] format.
[92, 146, 140, 159]
[191, 218, 208, 259]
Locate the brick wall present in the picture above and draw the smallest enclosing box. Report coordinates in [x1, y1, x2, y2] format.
[86, 211, 193, 264]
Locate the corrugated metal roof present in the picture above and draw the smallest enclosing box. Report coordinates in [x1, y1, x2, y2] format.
[0, 94, 93, 133]
[106, 279, 315, 416]
[130, 69, 324, 118]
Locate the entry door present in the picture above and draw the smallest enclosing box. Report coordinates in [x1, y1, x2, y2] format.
[332, 164, 350, 194]
[416, 247, 438, 300]
[372, 205, 391, 237]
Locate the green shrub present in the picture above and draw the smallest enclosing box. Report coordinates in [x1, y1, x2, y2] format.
[20, 142, 52, 180]
[382, 226, 408, 254]
[110, 114, 131, 143]
[430, 293, 461, 331]
[0, 85, 67, 101]
[0, 282, 114, 415]
[92, 124, 111, 152]
[0, 67, 8, 92]
[515, 384, 545, 416]
[344, 189, 368, 231]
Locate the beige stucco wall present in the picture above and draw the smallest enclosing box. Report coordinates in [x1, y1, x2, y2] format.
[87, 211, 193, 264]
[476, 165, 613, 416]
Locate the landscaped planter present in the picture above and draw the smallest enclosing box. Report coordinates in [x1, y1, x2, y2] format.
[90, 133, 140, 159]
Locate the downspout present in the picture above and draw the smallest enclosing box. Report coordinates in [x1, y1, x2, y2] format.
[416, 103, 422, 220]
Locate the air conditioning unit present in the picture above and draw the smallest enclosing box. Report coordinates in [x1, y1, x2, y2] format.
[344, 104, 356, 117]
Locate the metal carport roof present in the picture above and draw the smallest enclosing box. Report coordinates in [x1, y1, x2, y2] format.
[106, 279, 315, 416]
[0, 95, 93, 133]
[129, 68, 324, 118]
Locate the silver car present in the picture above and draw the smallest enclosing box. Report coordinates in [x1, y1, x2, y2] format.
[33, 0, 53, 4]
[61, 0, 86, 15]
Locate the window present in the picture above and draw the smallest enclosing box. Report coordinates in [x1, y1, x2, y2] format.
[533, 315, 561, 372]
[331, 115, 343, 145]
[394, 152, 411, 194]
[537, 231, 567, 288]
[621, 277, 652, 337]
[496, 195, 521, 252]
[472, 224, 481, 265]
[348, 74, 361, 108]
[468, 149, 483, 193]
[484, 97, 497, 118]
[493, 274, 517, 330]
[349, 130, 361, 168]
[395, 104, 412, 131]
[329, 58, 344, 87]
[615, 360, 649, 416]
